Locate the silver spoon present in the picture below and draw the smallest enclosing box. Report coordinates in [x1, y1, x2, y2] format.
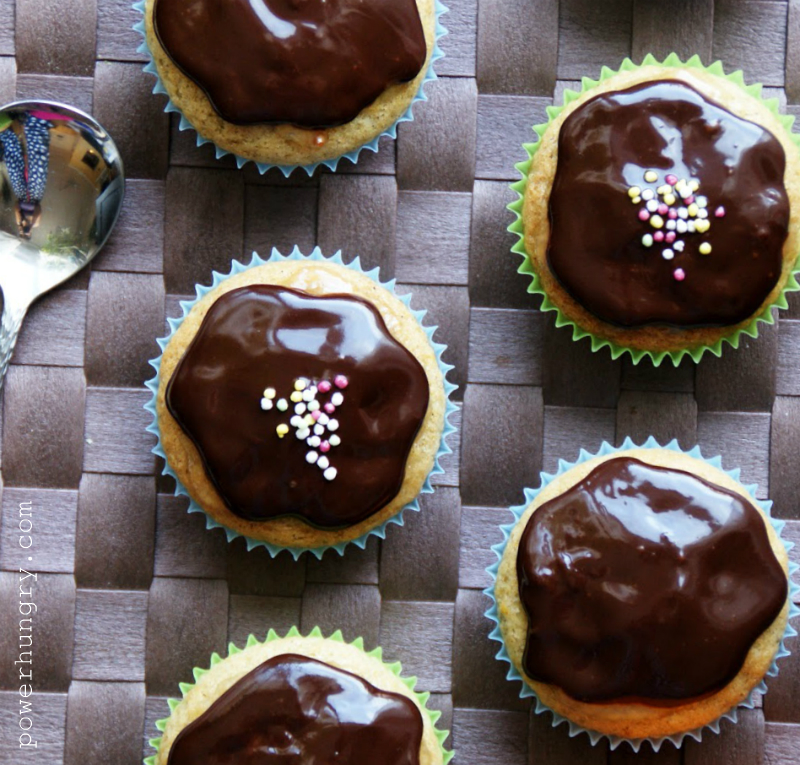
[0, 100, 124, 389]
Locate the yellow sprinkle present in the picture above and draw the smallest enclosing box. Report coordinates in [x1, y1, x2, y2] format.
[644, 170, 658, 183]
[664, 194, 676, 206]
[628, 186, 641, 198]
[657, 185, 671, 196]
[695, 219, 710, 233]
[290, 391, 303, 402]
[276, 424, 289, 438]
[689, 180, 700, 192]
[294, 379, 307, 391]
[650, 215, 664, 229]
[263, 387, 276, 399]
[687, 203, 698, 217]
[699, 243, 712, 255]
[304, 414, 315, 427]
[632, 196, 642, 205]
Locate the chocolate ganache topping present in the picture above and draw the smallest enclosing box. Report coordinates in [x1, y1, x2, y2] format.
[166, 285, 430, 528]
[167, 654, 423, 765]
[547, 80, 790, 328]
[516, 457, 787, 703]
[153, 0, 427, 127]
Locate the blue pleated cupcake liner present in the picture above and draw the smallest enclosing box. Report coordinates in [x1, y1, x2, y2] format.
[484, 436, 799, 752]
[132, 0, 447, 176]
[144, 246, 459, 559]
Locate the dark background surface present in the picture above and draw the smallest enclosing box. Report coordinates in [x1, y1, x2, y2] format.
[0, 0, 799, 762]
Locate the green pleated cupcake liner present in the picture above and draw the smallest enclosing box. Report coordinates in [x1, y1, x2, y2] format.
[508, 53, 800, 367]
[485, 436, 799, 751]
[143, 246, 458, 560]
[143, 626, 454, 765]
[133, 0, 448, 176]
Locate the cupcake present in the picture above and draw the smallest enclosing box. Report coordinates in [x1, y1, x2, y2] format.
[491, 445, 793, 744]
[512, 56, 800, 364]
[150, 251, 450, 555]
[147, 628, 451, 765]
[141, 0, 438, 169]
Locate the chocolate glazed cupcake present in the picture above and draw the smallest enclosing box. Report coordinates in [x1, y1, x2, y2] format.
[514, 57, 800, 364]
[492, 446, 792, 742]
[152, 253, 448, 554]
[142, 0, 438, 168]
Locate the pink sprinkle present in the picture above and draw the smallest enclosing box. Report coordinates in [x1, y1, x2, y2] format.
[714, 206, 726, 218]
[657, 204, 668, 216]
[653, 231, 665, 242]
[317, 380, 332, 393]
[334, 375, 349, 389]
[674, 268, 686, 282]
[665, 174, 678, 186]
[665, 231, 676, 243]
[686, 196, 695, 205]
[311, 410, 321, 421]
[324, 402, 336, 414]
[320, 441, 331, 453]
[638, 209, 650, 221]
[668, 209, 678, 219]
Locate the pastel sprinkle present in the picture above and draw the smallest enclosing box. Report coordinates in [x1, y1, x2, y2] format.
[685, 196, 695, 206]
[628, 186, 641, 198]
[302, 389, 314, 402]
[632, 196, 642, 205]
[662, 249, 674, 260]
[657, 184, 671, 196]
[697, 196, 708, 208]
[674, 268, 686, 281]
[308, 400, 320, 412]
[308, 436, 321, 447]
[695, 219, 710, 233]
[324, 402, 336, 414]
[263, 387, 276, 399]
[290, 415, 303, 428]
[657, 203, 668, 216]
[677, 220, 688, 234]
[687, 203, 698, 217]
[260, 398, 273, 411]
[715, 206, 726, 218]
[318, 380, 332, 393]
[644, 170, 658, 183]
[331, 392, 344, 407]
[329, 434, 341, 447]
[318, 413, 330, 426]
[665, 231, 676, 244]
[290, 391, 303, 403]
[327, 419, 340, 432]
[306, 451, 318, 464]
[642, 189, 654, 201]
[663, 194, 676, 206]
[334, 375, 349, 389]
[639, 209, 651, 222]
[318, 456, 330, 470]
[294, 378, 308, 391]
[668, 209, 678, 220]
[314, 424, 325, 436]
[320, 441, 331, 453]
[304, 414, 315, 427]
[666, 220, 676, 231]
[642, 234, 654, 248]
[699, 242, 712, 255]
[311, 410, 321, 421]
[654, 231, 665, 242]
[650, 215, 664, 229]
[674, 241, 685, 252]
[277, 399, 288, 412]
[295, 402, 306, 415]
[296, 428, 310, 440]
[665, 174, 678, 186]
[687, 221, 696, 233]
[678, 208, 688, 219]
[276, 424, 289, 438]
[323, 467, 337, 481]
[689, 180, 700, 192]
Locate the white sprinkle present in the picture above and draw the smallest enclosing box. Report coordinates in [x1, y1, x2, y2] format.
[642, 189, 654, 201]
[674, 241, 685, 252]
[290, 415, 303, 428]
[308, 400, 320, 412]
[295, 403, 307, 415]
[277, 399, 288, 412]
[308, 436, 321, 447]
[329, 434, 341, 447]
[646, 199, 659, 213]
[679, 186, 692, 199]
[260, 398, 273, 410]
[317, 456, 330, 470]
[687, 221, 696, 233]
[697, 208, 708, 219]
[314, 424, 325, 436]
[323, 467, 337, 481]
[331, 392, 344, 407]
[296, 428, 310, 440]
[666, 220, 676, 231]
[318, 413, 330, 426]
[662, 248, 674, 260]
[676, 220, 688, 234]
[641, 233, 654, 248]
[306, 451, 318, 464]
[678, 207, 689, 219]
[302, 389, 314, 402]
[263, 387, 276, 399]
[327, 419, 339, 432]
[696, 196, 708, 208]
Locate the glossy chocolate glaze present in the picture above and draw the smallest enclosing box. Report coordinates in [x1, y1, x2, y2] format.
[547, 80, 790, 327]
[167, 654, 423, 765]
[516, 457, 787, 703]
[166, 285, 429, 528]
[153, 0, 427, 127]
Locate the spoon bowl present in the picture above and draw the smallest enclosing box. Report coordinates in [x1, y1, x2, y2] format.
[0, 100, 124, 387]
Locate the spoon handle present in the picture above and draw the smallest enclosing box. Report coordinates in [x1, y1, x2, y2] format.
[0, 297, 30, 391]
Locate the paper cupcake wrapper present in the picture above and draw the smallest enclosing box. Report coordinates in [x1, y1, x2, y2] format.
[484, 436, 800, 752]
[143, 625, 454, 765]
[508, 53, 800, 367]
[132, 1, 448, 176]
[143, 246, 458, 559]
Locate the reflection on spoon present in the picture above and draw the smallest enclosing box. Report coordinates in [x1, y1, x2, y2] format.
[0, 100, 125, 389]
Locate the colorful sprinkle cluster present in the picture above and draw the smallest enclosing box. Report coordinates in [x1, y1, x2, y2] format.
[628, 170, 724, 282]
[260, 375, 349, 482]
